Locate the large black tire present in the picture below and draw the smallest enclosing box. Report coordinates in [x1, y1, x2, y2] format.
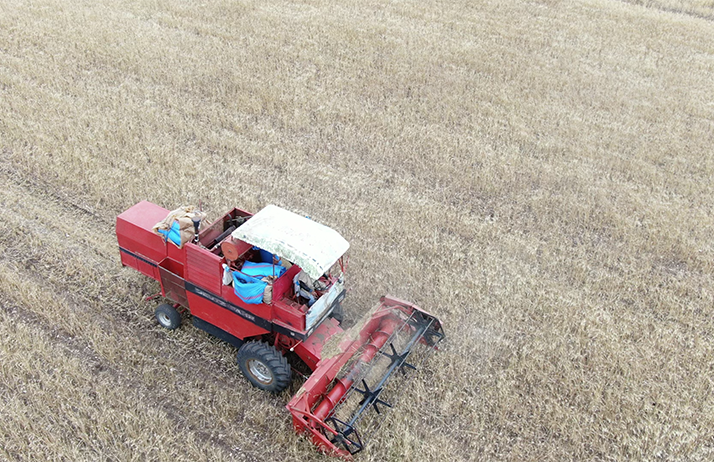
[155, 304, 181, 330]
[236, 341, 291, 393]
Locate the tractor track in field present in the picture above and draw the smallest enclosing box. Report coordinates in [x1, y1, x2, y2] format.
[0, 290, 249, 461]
[0, 172, 246, 390]
[0, 232, 247, 459]
[0, 164, 285, 461]
[0, 161, 235, 379]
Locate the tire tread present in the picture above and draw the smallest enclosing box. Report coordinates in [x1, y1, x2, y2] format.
[237, 341, 291, 392]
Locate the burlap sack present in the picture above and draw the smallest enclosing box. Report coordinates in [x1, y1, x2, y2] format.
[152, 206, 207, 248]
[262, 276, 276, 304]
[263, 283, 273, 304]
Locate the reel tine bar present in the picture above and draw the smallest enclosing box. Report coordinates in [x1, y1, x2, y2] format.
[286, 297, 445, 460]
[327, 311, 434, 454]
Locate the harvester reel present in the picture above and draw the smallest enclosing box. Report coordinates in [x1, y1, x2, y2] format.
[237, 341, 291, 393]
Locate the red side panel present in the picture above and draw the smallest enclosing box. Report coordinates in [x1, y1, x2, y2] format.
[186, 292, 269, 340]
[119, 251, 139, 270]
[272, 265, 306, 330]
[116, 201, 169, 280]
[221, 286, 273, 320]
[273, 299, 305, 331]
[167, 242, 187, 262]
[137, 258, 160, 280]
[158, 258, 188, 306]
[273, 264, 301, 300]
[185, 244, 221, 294]
[183, 244, 270, 340]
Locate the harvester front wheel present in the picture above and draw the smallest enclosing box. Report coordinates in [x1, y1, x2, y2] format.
[237, 341, 291, 393]
[155, 304, 181, 330]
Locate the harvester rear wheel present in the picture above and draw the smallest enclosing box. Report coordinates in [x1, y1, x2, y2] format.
[155, 304, 181, 330]
[237, 341, 291, 393]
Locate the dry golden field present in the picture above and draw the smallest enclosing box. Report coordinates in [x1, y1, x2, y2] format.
[1, 0, 713, 460]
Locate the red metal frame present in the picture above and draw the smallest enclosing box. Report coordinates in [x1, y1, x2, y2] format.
[286, 297, 444, 459]
[116, 201, 344, 360]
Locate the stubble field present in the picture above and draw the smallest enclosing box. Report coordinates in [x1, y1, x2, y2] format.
[1, 0, 713, 460]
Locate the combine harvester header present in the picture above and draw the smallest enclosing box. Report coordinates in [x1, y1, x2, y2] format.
[116, 201, 445, 458]
[288, 297, 444, 458]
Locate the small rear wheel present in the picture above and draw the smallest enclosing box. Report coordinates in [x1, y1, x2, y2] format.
[237, 341, 291, 393]
[155, 303, 181, 330]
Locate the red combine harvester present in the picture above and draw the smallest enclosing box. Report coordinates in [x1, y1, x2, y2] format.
[116, 201, 444, 459]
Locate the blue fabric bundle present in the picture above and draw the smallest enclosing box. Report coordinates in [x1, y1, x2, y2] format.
[156, 221, 182, 246]
[241, 261, 286, 279]
[257, 248, 280, 264]
[231, 271, 267, 304]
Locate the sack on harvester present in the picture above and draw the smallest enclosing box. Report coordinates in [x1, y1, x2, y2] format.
[231, 271, 267, 304]
[152, 206, 206, 248]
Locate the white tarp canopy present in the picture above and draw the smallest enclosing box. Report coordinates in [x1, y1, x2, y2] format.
[231, 205, 349, 280]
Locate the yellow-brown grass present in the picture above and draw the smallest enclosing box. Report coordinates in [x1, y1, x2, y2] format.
[1, 0, 713, 460]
